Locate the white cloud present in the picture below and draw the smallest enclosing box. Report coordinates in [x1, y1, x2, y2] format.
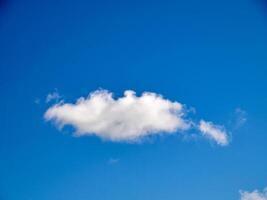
[199, 120, 229, 146]
[45, 90, 190, 142]
[44, 89, 231, 145]
[240, 188, 267, 200]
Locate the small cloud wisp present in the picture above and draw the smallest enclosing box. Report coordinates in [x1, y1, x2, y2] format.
[199, 120, 229, 146]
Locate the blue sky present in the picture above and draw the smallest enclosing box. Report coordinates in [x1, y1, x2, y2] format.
[1, 0, 267, 199]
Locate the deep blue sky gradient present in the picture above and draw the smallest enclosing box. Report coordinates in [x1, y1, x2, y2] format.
[1, 0, 267, 199]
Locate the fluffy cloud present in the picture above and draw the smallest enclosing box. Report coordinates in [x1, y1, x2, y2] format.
[199, 120, 229, 146]
[45, 89, 230, 145]
[240, 188, 267, 200]
[45, 90, 190, 142]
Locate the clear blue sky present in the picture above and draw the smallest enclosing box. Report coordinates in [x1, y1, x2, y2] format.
[1, 0, 267, 199]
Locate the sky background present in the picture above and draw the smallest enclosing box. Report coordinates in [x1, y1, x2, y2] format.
[1, 0, 267, 199]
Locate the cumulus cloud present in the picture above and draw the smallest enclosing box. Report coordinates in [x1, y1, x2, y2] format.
[45, 90, 190, 142]
[44, 89, 230, 145]
[199, 120, 229, 146]
[240, 188, 267, 200]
